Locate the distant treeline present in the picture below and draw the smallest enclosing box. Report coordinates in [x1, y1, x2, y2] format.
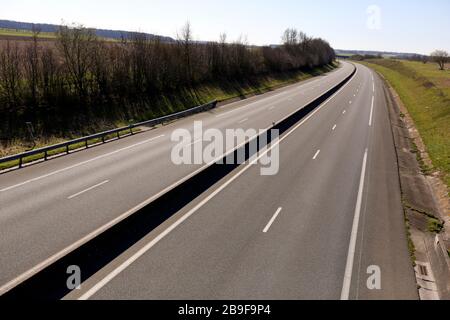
[350, 54, 384, 61]
[0, 25, 335, 140]
[351, 53, 431, 63]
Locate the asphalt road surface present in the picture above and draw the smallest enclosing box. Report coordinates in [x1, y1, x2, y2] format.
[0, 62, 418, 300]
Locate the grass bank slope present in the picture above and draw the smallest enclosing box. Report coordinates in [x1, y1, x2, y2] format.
[362, 59, 449, 189]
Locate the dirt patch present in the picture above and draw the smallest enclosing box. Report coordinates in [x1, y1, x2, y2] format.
[437, 76, 450, 88]
[422, 81, 435, 89]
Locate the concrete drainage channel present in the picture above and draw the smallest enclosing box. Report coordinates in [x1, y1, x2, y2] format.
[1, 67, 356, 300]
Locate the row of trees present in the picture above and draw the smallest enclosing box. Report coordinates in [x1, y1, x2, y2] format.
[0, 24, 335, 140]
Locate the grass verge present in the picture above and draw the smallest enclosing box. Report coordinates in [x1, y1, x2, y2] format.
[428, 217, 444, 234]
[361, 59, 450, 190]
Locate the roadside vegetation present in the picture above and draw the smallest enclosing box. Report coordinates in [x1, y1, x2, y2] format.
[361, 59, 450, 190]
[0, 63, 335, 161]
[0, 24, 335, 157]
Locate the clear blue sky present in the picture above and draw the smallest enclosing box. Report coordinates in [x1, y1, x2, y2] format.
[2, 0, 449, 54]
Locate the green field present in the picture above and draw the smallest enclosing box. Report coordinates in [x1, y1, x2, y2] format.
[0, 28, 119, 42]
[362, 59, 450, 189]
[0, 28, 56, 39]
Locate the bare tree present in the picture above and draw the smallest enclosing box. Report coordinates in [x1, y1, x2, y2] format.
[0, 41, 22, 138]
[178, 21, 193, 83]
[40, 47, 58, 103]
[282, 28, 298, 47]
[57, 24, 97, 105]
[219, 33, 228, 75]
[430, 50, 449, 70]
[0, 41, 22, 108]
[24, 25, 41, 109]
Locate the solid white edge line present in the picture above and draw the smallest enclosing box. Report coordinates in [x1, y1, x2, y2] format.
[341, 149, 368, 300]
[1, 63, 358, 298]
[313, 150, 321, 160]
[68, 180, 110, 200]
[215, 92, 287, 118]
[215, 66, 349, 118]
[263, 208, 283, 233]
[369, 96, 375, 127]
[77, 64, 359, 300]
[0, 135, 165, 192]
[186, 139, 202, 147]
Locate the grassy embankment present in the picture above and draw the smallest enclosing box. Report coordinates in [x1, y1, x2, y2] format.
[0, 62, 338, 170]
[361, 59, 449, 190]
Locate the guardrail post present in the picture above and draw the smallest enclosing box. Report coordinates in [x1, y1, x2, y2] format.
[44, 151, 48, 161]
[117, 131, 121, 139]
[19, 157, 23, 168]
[85, 139, 89, 149]
[129, 125, 134, 135]
[66, 145, 69, 154]
[102, 136, 105, 143]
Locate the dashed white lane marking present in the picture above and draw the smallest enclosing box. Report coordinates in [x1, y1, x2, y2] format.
[263, 207, 283, 233]
[268, 106, 276, 111]
[313, 150, 321, 160]
[239, 118, 249, 124]
[332, 124, 337, 131]
[343, 110, 347, 115]
[68, 180, 110, 200]
[369, 96, 375, 127]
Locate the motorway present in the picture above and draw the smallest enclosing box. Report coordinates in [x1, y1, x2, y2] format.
[0, 62, 418, 299]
